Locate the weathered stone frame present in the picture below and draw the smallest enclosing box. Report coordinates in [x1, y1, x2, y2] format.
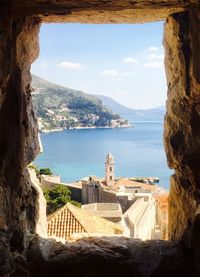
[164, 8, 200, 240]
[1, 1, 200, 276]
[0, 11, 41, 252]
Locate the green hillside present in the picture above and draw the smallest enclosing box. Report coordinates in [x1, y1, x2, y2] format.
[31, 75, 129, 132]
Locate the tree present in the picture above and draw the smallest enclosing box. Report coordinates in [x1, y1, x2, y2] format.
[39, 168, 53, 176]
[43, 184, 81, 215]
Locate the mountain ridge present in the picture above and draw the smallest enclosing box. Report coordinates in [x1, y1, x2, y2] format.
[96, 94, 165, 120]
[31, 75, 130, 132]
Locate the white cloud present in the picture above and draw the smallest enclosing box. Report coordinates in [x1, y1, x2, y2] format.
[56, 61, 84, 70]
[148, 53, 164, 61]
[143, 61, 163, 68]
[123, 57, 138, 64]
[148, 46, 159, 51]
[100, 69, 137, 77]
[40, 62, 47, 68]
[143, 51, 164, 68]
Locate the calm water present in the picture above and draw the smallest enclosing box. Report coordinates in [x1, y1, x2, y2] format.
[35, 121, 173, 190]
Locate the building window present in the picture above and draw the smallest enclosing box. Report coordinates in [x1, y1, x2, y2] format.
[110, 167, 112, 172]
[110, 176, 112, 180]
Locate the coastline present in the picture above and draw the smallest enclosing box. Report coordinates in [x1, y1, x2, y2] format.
[36, 121, 171, 190]
[39, 124, 132, 134]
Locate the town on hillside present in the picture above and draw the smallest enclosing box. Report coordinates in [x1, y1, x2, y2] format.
[31, 153, 169, 242]
[31, 75, 131, 133]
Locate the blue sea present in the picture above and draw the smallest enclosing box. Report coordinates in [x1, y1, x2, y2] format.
[35, 120, 173, 190]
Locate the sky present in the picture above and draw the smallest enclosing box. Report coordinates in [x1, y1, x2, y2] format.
[31, 22, 167, 109]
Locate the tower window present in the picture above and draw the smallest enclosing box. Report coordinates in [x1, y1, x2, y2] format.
[110, 167, 112, 172]
[110, 176, 112, 180]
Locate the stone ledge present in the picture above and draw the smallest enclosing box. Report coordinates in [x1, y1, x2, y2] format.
[26, 233, 198, 277]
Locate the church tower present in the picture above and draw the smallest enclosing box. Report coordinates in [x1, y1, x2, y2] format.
[105, 152, 115, 186]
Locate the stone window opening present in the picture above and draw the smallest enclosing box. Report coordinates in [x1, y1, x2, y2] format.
[33, 21, 168, 242]
[1, 2, 200, 276]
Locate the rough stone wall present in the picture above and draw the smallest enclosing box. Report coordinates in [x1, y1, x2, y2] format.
[164, 8, 200, 240]
[0, 0, 199, 250]
[40, 175, 61, 189]
[0, 8, 41, 253]
[11, 0, 199, 24]
[67, 185, 82, 203]
[1, 1, 200, 275]
[102, 190, 117, 204]
[27, 232, 199, 277]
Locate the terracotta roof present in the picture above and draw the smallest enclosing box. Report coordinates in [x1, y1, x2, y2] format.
[47, 203, 123, 240]
[48, 204, 85, 240]
[100, 181, 107, 186]
[115, 178, 156, 192]
[156, 194, 169, 202]
[156, 194, 169, 211]
[115, 178, 142, 187]
[139, 184, 157, 192]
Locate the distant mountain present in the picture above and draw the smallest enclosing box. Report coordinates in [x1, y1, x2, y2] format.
[97, 94, 165, 121]
[96, 95, 135, 116]
[31, 75, 129, 132]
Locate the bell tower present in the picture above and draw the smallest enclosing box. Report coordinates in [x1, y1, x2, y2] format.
[105, 152, 115, 186]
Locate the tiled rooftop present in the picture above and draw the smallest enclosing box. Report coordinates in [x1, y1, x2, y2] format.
[115, 178, 156, 192]
[48, 204, 86, 240]
[47, 203, 124, 240]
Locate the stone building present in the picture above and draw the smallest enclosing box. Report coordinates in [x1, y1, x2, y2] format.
[123, 198, 156, 240]
[80, 154, 159, 241]
[81, 154, 158, 211]
[81, 203, 123, 223]
[105, 152, 115, 186]
[82, 176, 103, 204]
[81, 153, 115, 204]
